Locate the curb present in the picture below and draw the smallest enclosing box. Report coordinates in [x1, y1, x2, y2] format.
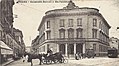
[2, 60, 14, 66]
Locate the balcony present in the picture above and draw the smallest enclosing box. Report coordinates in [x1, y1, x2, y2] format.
[44, 38, 100, 44]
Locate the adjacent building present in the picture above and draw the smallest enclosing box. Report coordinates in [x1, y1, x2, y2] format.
[31, 35, 39, 54]
[0, 0, 25, 63]
[109, 37, 119, 53]
[13, 28, 26, 55]
[32, 1, 111, 57]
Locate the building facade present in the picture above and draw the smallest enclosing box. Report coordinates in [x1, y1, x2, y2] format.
[31, 35, 39, 54]
[0, 0, 25, 63]
[109, 37, 119, 53]
[13, 28, 26, 55]
[32, 1, 111, 57]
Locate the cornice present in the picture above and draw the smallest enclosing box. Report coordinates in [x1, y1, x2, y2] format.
[45, 12, 100, 18]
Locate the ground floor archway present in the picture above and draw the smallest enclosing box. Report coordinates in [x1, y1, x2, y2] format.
[76, 43, 83, 53]
[59, 44, 65, 54]
[59, 43, 83, 56]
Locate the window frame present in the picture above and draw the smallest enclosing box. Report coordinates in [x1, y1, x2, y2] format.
[47, 21, 50, 28]
[59, 30, 65, 39]
[93, 19, 97, 27]
[92, 29, 97, 38]
[46, 31, 51, 39]
[60, 19, 65, 27]
[76, 29, 83, 38]
[77, 18, 82, 26]
[68, 29, 74, 38]
[68, 19, 73, 27]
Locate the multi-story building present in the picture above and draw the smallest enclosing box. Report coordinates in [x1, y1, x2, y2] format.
[13, 28, 26, 54]
[109, 37, 119, 53]
[31, 35, 40, 54]
[0, 0, 25, 63]
[32, 1, 111, 57]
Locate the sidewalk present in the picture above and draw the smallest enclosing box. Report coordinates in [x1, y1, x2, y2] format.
[1, 58, 14, 66]
[68, 57, 119, 66]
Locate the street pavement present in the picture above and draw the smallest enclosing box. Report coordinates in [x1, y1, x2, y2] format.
[6, 57, 119, 66]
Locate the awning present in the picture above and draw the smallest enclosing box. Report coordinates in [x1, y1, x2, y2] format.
[0, 41, 12, 50]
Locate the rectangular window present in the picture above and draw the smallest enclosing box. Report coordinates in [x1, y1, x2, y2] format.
[99, 21, 102, 28]
[43, 46, 45, 52]
[93, 19, 97, 27]
[60, 19, 65, 27]
[47, 21, 50, 28]
[0, 31, 2, 40]
[47, 31, 51, 39]
[92, 29, 97, 38]
[68, 19, 73, 27]
[93, 44, 96, 51]
[47, 44, 49, 50]
[77, 18, 82, 26]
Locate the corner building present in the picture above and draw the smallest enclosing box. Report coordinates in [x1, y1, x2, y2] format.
[35, 1, 111, 56]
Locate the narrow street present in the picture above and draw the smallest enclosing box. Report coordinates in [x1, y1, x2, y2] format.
[7, 57, 119, 66]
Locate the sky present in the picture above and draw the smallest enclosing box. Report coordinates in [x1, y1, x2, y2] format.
[13, 0, 119, 46]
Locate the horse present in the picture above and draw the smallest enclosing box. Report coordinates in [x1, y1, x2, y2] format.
[27, 53, 42, 66]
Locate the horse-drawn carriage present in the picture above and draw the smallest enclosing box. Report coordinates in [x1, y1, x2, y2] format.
[26, 52, 68, 66]
[41, 52, 67, 64]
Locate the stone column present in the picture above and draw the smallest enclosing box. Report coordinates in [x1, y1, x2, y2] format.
[65, 44, 68, 56]
[57, 44, 59, 52]
[83, 43, 85, 53]
[74, 43, 76, 56]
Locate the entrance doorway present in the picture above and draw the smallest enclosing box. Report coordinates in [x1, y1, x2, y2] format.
[68, 44, 74, 54]
[59, 44, 65, 54]
[76, 44, 83, 53]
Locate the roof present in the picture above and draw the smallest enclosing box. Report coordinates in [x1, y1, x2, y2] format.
[38, 0, 110, 31]
[13, 28, 22, 32]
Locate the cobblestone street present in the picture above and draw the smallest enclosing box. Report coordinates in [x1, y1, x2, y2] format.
[7, 57, 119, 66]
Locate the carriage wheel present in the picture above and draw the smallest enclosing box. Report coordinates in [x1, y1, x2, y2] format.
[42, 59, 48, 64]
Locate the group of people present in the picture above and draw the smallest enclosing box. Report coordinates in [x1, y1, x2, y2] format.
[75, 49, 96, 60]
[75, 52, 84, 60]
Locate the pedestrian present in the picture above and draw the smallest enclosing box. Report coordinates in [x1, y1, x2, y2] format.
[23, 55, 26, 62]
[75, 53, 79, 60]
[23, 54, 28, 62]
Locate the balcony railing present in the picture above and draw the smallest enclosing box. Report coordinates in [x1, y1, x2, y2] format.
[44, 38, 109, 45]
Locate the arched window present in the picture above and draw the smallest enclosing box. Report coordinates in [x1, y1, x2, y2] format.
[68, 28, 74, 38]
[59, 28, 65, 39]
[76, 28, 83, 38]
[59, 44, 65, 54]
